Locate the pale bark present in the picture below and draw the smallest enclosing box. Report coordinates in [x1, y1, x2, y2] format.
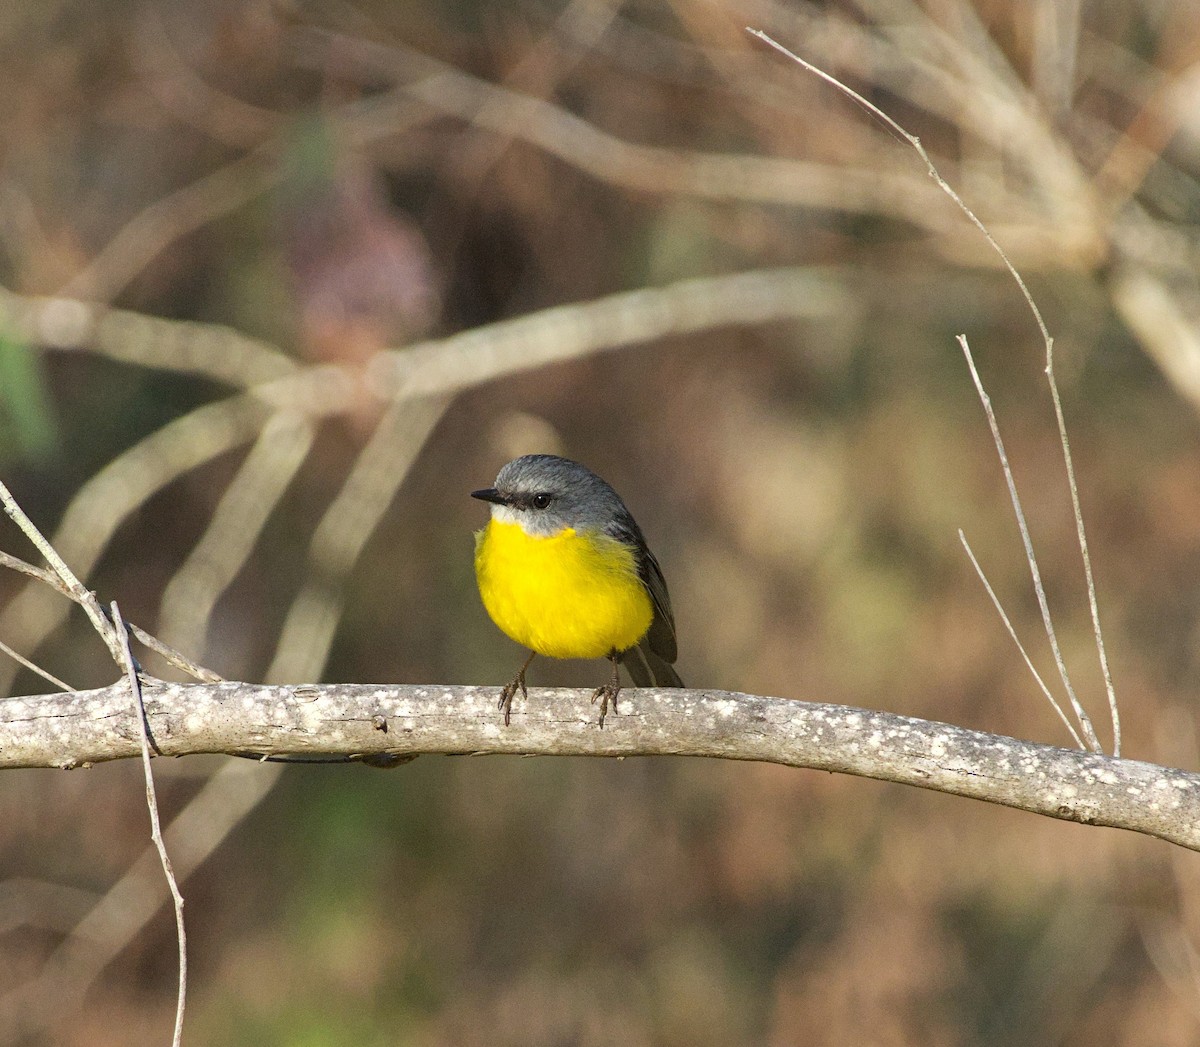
[2, 679, 1196, 850]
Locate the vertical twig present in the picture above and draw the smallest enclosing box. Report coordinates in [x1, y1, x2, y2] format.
[112, 602, 186, 1047]
[958, 336, 1100, 751]
[1043, 352, 1120, 755]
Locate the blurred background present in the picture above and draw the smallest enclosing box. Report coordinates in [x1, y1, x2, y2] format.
[1, 0, 1199, 1043]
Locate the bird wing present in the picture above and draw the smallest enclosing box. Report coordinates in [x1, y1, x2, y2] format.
[635, 544, 678, 664]
[607, 513, 678, 670]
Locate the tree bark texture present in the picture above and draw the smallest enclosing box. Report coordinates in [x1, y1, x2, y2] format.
[2, 679, 1195, 850]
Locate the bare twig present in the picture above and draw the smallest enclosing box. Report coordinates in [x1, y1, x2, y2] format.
[958, 531, 1085, 749]
[0, 548, 219, 688]
[0, 549, 72, 595]
[750, 28, 1117, 755]
[0, 639, 74, 693]
[1043, 345, 1121, 755]
[112, 602, 186, 1047]
[0, 479, 123, 664]
[958, 335, 1100, 751]
[129, 623, 224, 684]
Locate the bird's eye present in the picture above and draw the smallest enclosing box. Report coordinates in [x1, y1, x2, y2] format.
[531, 493, 552, 510]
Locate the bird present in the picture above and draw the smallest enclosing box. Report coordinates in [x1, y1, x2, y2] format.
[472, 454, 683, 726]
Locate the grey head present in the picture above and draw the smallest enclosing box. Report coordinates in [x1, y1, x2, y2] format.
[471, 454, 632, 538]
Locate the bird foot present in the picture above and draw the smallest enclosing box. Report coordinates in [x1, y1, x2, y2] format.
[590, 683, 621, 729]
[498, 671, 528, 727]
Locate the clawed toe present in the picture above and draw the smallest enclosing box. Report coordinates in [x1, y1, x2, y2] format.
[496, 653, 536, 727]
[497, 672, 528, 727]
[590, 684, 621, 728]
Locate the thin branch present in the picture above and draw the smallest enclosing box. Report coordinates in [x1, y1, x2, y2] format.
[958, 530, 1084, 749]
[958, 335, 1100, 751]
[0, 549, 71, 595]
[0, 679, 1195, 851]
[0, 639, 74, 693]
[1045, 345, 1121, 755]
[0, 479, 123, 663]
[112, 603, 186, 1047]
[0, 548, 219, 688]
[128, 624, 224, 685]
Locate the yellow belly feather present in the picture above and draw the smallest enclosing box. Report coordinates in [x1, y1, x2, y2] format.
[474, 519, 653, 659]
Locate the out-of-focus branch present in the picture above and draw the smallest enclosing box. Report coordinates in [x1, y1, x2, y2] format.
[0, 265, 843, 693]
[0, 285, 297, 388]
[53, 67, 434, 304]
[1108, 221, 1200, 418]
[58, 149, 281, 304]
[1, 679, 1198, 852]
[290, 26, 956, 232]
[133, 8, 283, 149]
[369, 266, 850, 398]
[265, 394, 449, 683]
[158, 411, 316, 662]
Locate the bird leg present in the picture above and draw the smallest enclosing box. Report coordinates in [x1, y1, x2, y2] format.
[498, 649, 536, 726]
[590, 652, 622, 728]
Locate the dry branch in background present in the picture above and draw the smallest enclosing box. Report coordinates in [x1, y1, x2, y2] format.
[0, 265, 843, 694]
[0, 680, 1197, 852]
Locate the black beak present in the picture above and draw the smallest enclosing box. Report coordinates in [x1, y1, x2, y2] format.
[471, 487, 507, 505]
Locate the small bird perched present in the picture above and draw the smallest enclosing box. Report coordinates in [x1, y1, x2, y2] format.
[472, 454, 683, 726]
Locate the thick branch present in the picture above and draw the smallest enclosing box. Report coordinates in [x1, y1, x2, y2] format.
[1, 681, 1195, 851]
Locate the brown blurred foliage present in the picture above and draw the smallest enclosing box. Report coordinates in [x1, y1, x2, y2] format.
[2, 0, 1200, 1044]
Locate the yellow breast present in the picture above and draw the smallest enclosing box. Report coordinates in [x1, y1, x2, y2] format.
[474, 519, 654, 659]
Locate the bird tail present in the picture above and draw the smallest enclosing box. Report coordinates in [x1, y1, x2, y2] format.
[620, 643, 684, 688]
